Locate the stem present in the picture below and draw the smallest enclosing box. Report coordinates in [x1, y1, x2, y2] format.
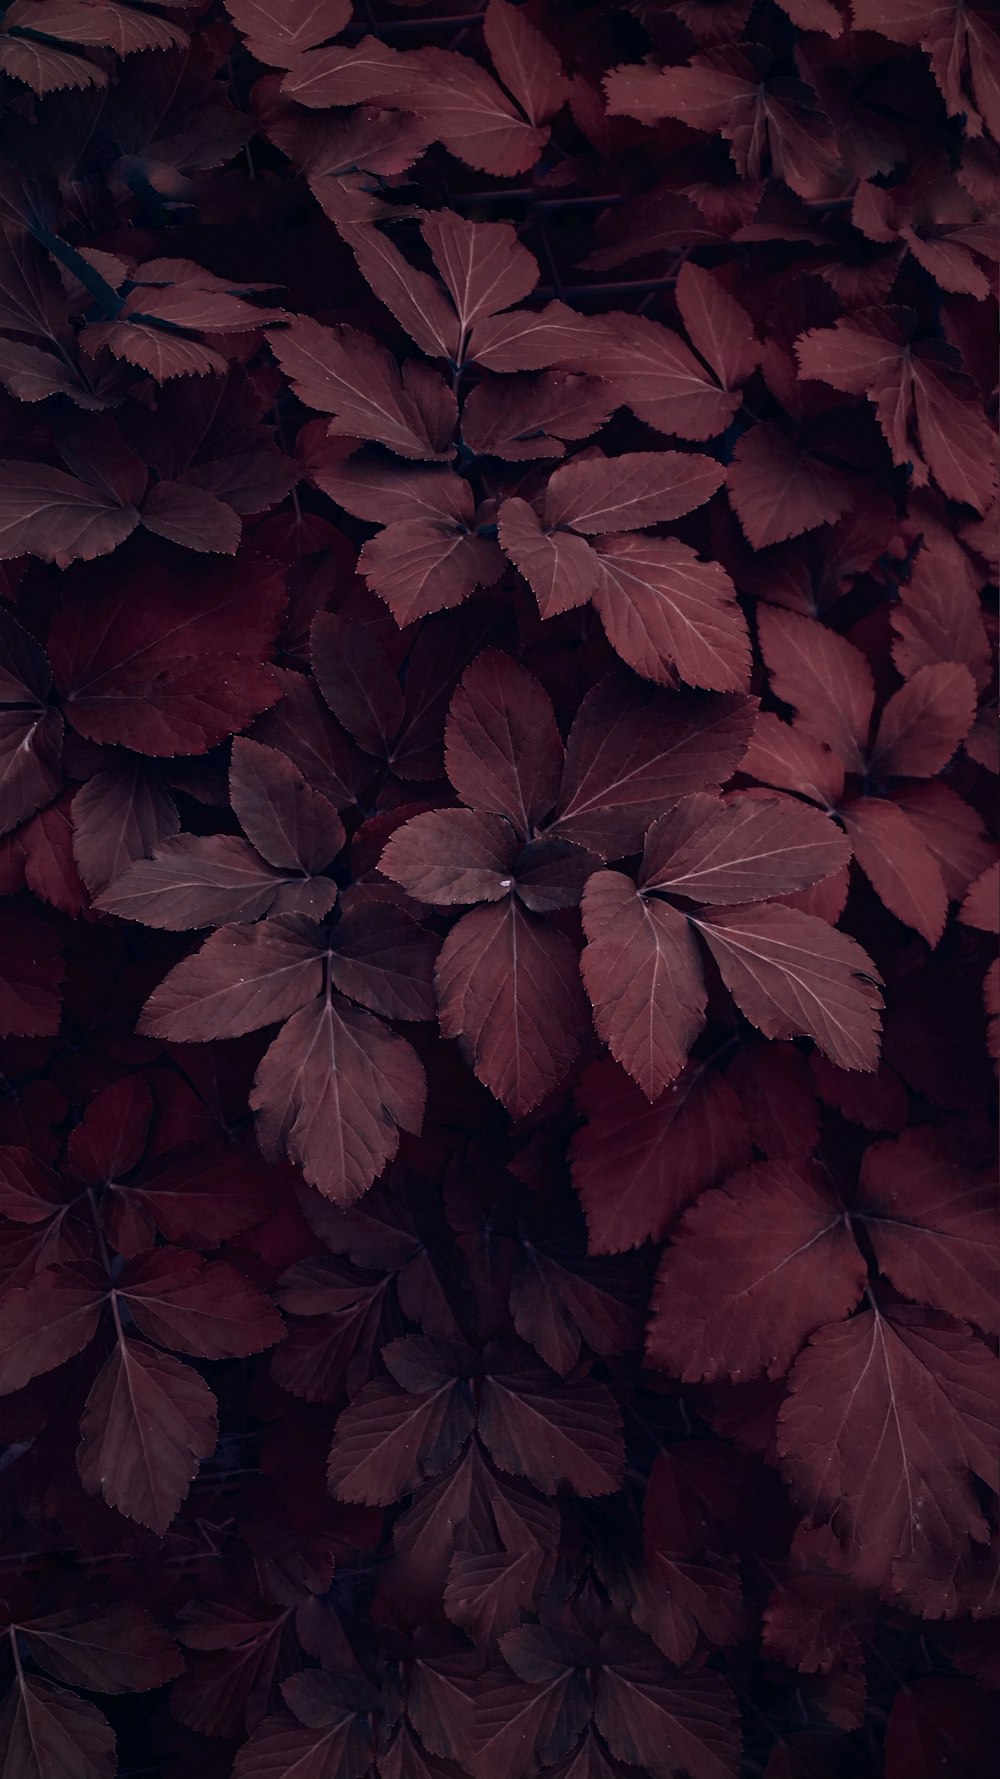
[29, 224, 124, 318]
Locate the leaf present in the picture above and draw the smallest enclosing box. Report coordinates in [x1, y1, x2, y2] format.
[327, 1376, 473, 1504]
[869, 664, 978, 779]
[674, 263, 760, 391]
[311, 612, 404, 758]
[359, 520, 502, 625]
[327, 900, 438, 1021]
[251, 992, 426, 1202]
[0, 461, 138, 564]
[961, 860, 1000, 933]
[859, 1130, 1000, 1336]
[883, 1677, 998, 1779]
[595, 1633, 742, 1779]
[479, 1351, 624, 1495]
[380, 808, 519, 905]
[728, 422, 857, 550]
[0, 1265, 104, 1393]
[694, 903, 883, 1071]
[631, 1552, 746, 1667]
[17, 1604, 183, 1693]
[0, 1675, 115, 1779]
[96, 834, 314, 929]
[225, 0, 352, 67]
[140, 917, 324, 1041]
[402, 47, 549, 176]
[796, 309, 997, 514]
[270, 318, 454, 460]
[497, 498, 599, 619]
[71, 760, 180, 894]
[592, 535, 751, 692]
[77, 1336, 219, 1534]
[230, 738, 345, 874]
[581, 870, 707, 1100]
[422, 210, 539, 336]
[115, 1248, 285, 1358]
[552, 675, 757, 858]
[482, 0, 570, 125]
[48, 559, 284, 754]
[842, 797, 948, 945]
[778, 1305, 1000, 1605]
[140, 479, 242, 553]
[646, 1161, 867, 1383]
[578, 311, 740, 440]
[0, 908, 64, 1037]
[436, 901, 588, 1115]
[756, 606, 874, 772]
[105, 1143, 274, 1255]
[543, 451, 726, 533]
[462, 372, 613, 462]
[641, 793, 850, 904]
[68, 1076, 152, 1185]
[446, 650, 564, 837]
[571, 1060, 752, 1252]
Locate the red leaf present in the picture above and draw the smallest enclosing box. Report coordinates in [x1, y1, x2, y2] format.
[436, 901, 588, 1115]
[140, 917, 324, 1041]
[270, 319, 455, 461]
[694, 903, 883, 1071]
[230, 738, 345, 875]
[571, 1059, 751, 1252]
[48, 559, 284, 754]
[631, 1551, 746, 1666]
[0, 1264, 104, 1393]
[77, 1336, 219, 1534]
[445, 650, 564, 837]
[961, 860, 1000, 933]
[842, 796, 948, 944]
[646, 1161, 867, 1383]
[483, 0, 570, 125]
[327, 1376, 473, 1504]
[251, 993, 426, 1203]
[728, 421, 857, 550]
[115, 1247, 285, 1358]
[0, 1675, 115, 1779]
[402, 47, 549, 176]
[543, 451, 726, 533]
[796, 308, 998, 514]
[462, 372, 613, 462]
[96, 833, 324, 929]
[327, 900, 438, 1021]
[226, 0, 352, 68]
[595, 1632, 741, 1779]
[778, 1304, 1000, 1604]
[592, 535, 751, 692]
[311, 611, 404, 759]
[869, 663, 977, 779]
[422, 209, 539, 336]
[642, 792, 850, 904]
[577, 311, 740, 440]
[581, 870, 706, 1099]
[71, 760, 180, 894]
[16, 1604, 183, 1693]
[0, 460, 138, 564]
[360, 522, 503, 625]
[552, 676, 757, 858]
[68, 1076, 152, 1184]
[675, 262, 761, 392]
[859, 1129, 1000, 1335]
[380, 808, 519, 905]
[498, 496, 599, 619]
[756, 606, 874, 772]
[140, 479, 242, 554]
[478, 1351, 624, 1495]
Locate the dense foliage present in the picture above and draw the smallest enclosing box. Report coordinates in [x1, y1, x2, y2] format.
[0, 0, 997, 1775]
